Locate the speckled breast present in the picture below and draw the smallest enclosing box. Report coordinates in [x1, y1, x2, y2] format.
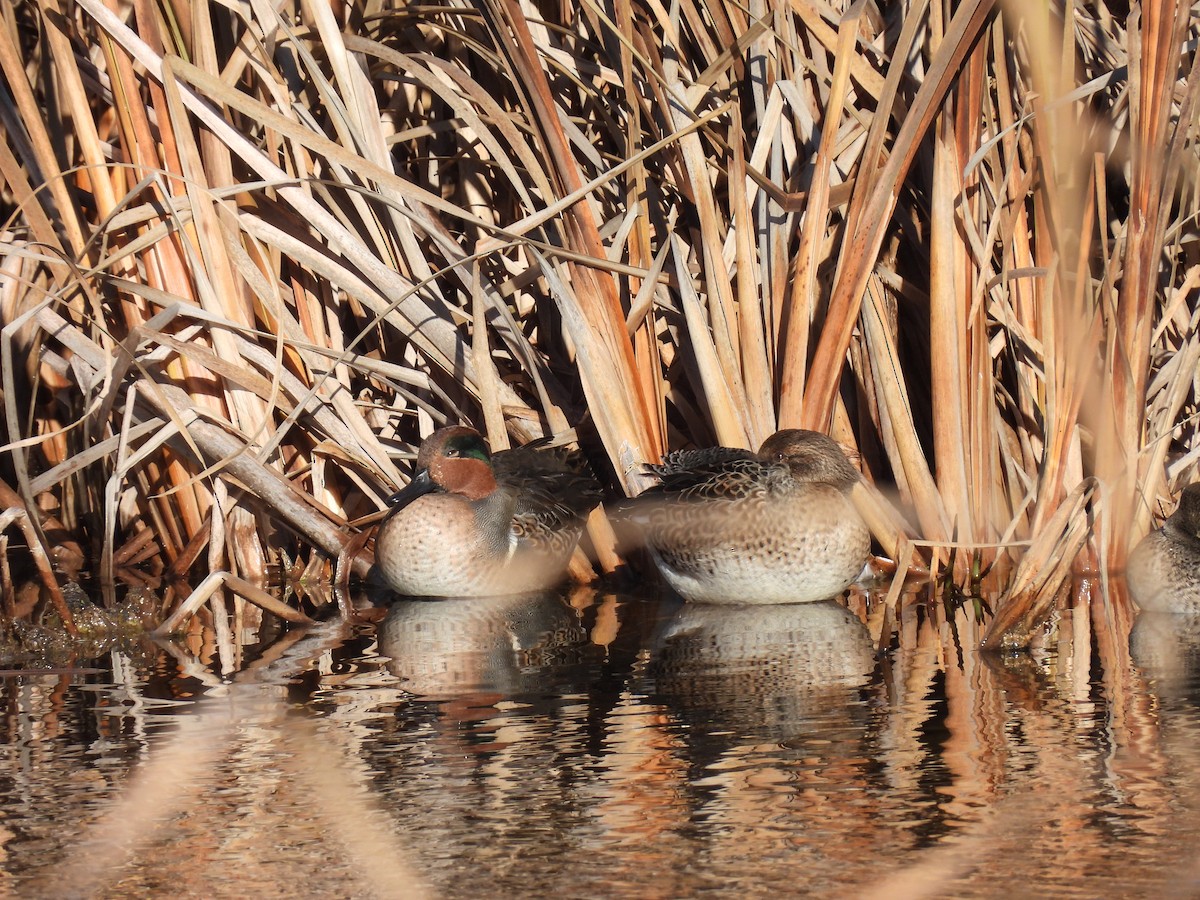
[1127, 529, 1200, 614]
[376, 494, 577, 597]
[647, 487, 870, 605]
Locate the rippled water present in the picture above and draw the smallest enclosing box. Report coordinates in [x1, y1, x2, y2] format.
[3, 583, 1200, 898]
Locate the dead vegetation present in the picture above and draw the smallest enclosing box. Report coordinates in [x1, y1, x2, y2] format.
[0, 0, 1197, 645]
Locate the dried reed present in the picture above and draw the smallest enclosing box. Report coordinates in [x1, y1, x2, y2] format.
[0, 0, 1196, 647]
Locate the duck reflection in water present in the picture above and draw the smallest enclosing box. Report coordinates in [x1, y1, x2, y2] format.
[377, 590, 595, 697]
[645, 599, 878, 743]
[1130, 610, 1200, 692]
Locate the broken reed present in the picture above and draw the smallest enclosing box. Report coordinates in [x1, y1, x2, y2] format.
[0, 0, 1197, 644]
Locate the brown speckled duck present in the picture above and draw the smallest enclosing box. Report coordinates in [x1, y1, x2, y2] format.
[620, 429, 871, 605]
[1127, 483, 1200, 613]
[375, 426, 601, 597]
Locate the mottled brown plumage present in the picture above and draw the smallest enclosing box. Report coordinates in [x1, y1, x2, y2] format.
[622, 429, 870, 604]
[1127, 484, 1200, 613]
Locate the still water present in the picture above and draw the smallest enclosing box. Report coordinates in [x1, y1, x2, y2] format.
[2, 582, 1200, 898]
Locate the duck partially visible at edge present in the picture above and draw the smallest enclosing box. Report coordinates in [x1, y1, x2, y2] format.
[375, 426, 602, 597]
[1127, 483, 1200, 614]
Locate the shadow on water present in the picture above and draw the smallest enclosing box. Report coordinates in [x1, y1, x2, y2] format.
[3, 578, 1200, 897]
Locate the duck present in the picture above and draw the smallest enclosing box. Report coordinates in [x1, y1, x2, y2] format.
[375, 426, 602, 597]
[618, 429, 871, 604]
[1127, 483, 1200, 613]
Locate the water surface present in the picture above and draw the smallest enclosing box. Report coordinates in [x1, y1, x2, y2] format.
[2, 583, 1199, 898]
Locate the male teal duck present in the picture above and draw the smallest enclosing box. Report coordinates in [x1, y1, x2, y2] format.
[621, 429, 871, 604]
[1127, 483, 1200, 613]
[375, 426, 602, 597]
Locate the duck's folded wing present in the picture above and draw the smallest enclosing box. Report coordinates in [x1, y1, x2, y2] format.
[644, 447, 766, 501]
[495, 445, 603, 530]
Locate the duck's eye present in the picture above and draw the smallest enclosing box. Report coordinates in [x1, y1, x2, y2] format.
[444, 447, 459, 457]
[775, 452, 786, 462]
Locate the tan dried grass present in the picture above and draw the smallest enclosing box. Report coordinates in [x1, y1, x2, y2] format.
[0, 0, 1196, 647]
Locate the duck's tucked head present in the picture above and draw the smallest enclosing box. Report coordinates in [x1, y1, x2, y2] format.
[757, 429, 860, 490]
[390, 426, 498, 513]
[1172, 483, 1200, 540]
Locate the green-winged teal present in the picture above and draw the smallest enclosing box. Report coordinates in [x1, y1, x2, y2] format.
[1127, 483, 1200, 613]
[375, 426, 602, 597]
[620, 429, 871, 604]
